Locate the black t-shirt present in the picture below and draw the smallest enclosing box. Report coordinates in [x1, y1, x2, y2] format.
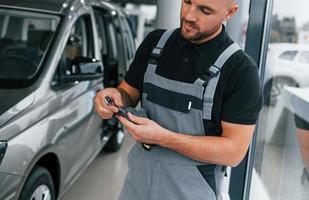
[295, 114, 309, 130]
[125, 27, 263, 136]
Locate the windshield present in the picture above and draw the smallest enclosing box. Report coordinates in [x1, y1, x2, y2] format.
[0, 9, 59, 84]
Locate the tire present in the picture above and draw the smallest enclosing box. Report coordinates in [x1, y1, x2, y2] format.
[19, 166, 55, 200]
[103, 120, 125, 152]
[263, 77, 297, 106]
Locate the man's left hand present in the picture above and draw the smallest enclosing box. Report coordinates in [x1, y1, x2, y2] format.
[116, 112, 169, 145]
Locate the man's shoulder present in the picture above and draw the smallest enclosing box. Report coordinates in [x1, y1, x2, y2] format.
[148, 29, 166, 38]
[144, 29, 166, 44]
[220, 46, 259, 85]
[228, 48, 258, 72]
[144, 28, 180, 45]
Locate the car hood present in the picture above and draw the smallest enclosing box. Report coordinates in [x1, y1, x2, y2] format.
[0, 89, 34, 128]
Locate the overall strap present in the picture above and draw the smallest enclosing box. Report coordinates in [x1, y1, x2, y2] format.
[203, 43, 241, 120]
[151, 28, 177, 60]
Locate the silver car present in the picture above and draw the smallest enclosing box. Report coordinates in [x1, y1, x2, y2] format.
[0, 0, 135, 199]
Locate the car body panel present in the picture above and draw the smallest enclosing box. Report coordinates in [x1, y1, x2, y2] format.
[0, 0, 135, 199]
[0, 2, 104, 200]
[0, 91, 35, 128]
[0, 172, 22, 200]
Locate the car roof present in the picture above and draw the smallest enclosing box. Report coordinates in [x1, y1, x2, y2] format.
[0, 0, 119, 15]
[0, 0, 72, 14]
[269, 43, 309, 51]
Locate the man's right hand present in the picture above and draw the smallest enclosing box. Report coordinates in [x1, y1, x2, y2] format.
[95, 88, 124, 119]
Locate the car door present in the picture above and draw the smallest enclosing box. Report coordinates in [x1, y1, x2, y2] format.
[51, 14, 103, 186]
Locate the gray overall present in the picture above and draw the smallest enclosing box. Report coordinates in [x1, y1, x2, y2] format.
[118, 29, 241, 200]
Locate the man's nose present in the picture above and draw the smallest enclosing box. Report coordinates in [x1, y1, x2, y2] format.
[184, 6, 197, 21]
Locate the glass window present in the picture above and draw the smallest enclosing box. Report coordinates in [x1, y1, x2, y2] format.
[119, 15, 135, 60]
[106, 22, 118, 59]
[94, 14, 108, 56]
[52, 15, 94, 86]
[299, 51, 309, 63]
[279, 50, 298, 60]
[250, 0, 309, 199]
[226, 0, 251, 48]
[0, 10, 59, 82]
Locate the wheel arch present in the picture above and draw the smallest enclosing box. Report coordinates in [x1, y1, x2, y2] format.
[263, 75, 300, 105]
[18, 152, 61, 200]
[264, 76, 300, 90]
[35, 153, 61, 198]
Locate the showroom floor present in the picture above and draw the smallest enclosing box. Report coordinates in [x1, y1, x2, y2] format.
[61, 134, 134, 200]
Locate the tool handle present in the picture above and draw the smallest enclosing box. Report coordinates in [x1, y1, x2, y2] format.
[142, 143, 152, 151]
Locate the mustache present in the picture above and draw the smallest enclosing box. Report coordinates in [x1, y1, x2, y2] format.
[181, 18, 199, 29]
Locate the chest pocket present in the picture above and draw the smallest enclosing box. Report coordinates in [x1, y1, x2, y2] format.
[144, 82, 203, 114]
[143, 28, 241, 121]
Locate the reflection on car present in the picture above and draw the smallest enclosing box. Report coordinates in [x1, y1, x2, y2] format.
[0, 0, 135, 200]
[263, 43, 309, 106]
[280, 86, 309, 185]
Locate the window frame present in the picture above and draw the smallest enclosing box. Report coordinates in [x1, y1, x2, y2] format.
[51, 14, 95, 89]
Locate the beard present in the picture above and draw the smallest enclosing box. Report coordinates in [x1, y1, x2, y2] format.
[180, 18, 212, 42]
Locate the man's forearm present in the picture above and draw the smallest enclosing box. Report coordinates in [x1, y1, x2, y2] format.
[116, 87, 135, 107]
[116, 81, 140, 108]
[159, 130, 248, 167]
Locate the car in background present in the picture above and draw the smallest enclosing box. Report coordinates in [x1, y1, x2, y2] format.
[0, 0, 135, 200]
[263, 43, 309, 106]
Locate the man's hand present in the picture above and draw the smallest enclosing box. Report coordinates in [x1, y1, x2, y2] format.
[95, 81, 140, 120]
[119, 112, 255, 167]
[117, 112, 170, 145]
[95, 88, 123, 119]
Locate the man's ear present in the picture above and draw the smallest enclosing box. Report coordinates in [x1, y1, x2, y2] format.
[224, 4, 239, 21]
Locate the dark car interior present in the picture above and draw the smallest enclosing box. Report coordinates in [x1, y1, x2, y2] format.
[0, 16, 54, 82]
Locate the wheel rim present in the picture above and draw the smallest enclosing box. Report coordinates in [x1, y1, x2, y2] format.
[31, 185, 51, 200]
[270, 80, 295, 105]
[271, 82, 285, 99]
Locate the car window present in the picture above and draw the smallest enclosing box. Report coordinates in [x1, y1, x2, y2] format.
[94, 10, 119, 59]
[279, 50, 298, 61]
[0, 15, 4, 36]
[94, 14, 108, 56]
[298, 51, 309, 63]
[0, 10, 59, 82]
[106, 22, 118, 59]
[119, 15, 135, 60]
[52, 15, 94, 87]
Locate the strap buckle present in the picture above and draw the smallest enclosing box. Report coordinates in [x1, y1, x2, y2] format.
[151, 47, 163, 58]
[202, 65, 221, 84]
[149, 47, 163, 64]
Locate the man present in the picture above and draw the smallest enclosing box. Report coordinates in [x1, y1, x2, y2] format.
[295, 114, 309, 185]
[95, 0, 263, 199]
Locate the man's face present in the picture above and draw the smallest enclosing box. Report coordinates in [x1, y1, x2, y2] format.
[180, 0, 237, 44]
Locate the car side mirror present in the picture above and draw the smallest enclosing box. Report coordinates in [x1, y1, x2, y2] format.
[62, 57, 103, 82]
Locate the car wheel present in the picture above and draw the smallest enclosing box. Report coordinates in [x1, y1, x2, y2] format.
[263, 77, 297, 106]
[19, 166, 55, 200]
[103, 120, 125, 152]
